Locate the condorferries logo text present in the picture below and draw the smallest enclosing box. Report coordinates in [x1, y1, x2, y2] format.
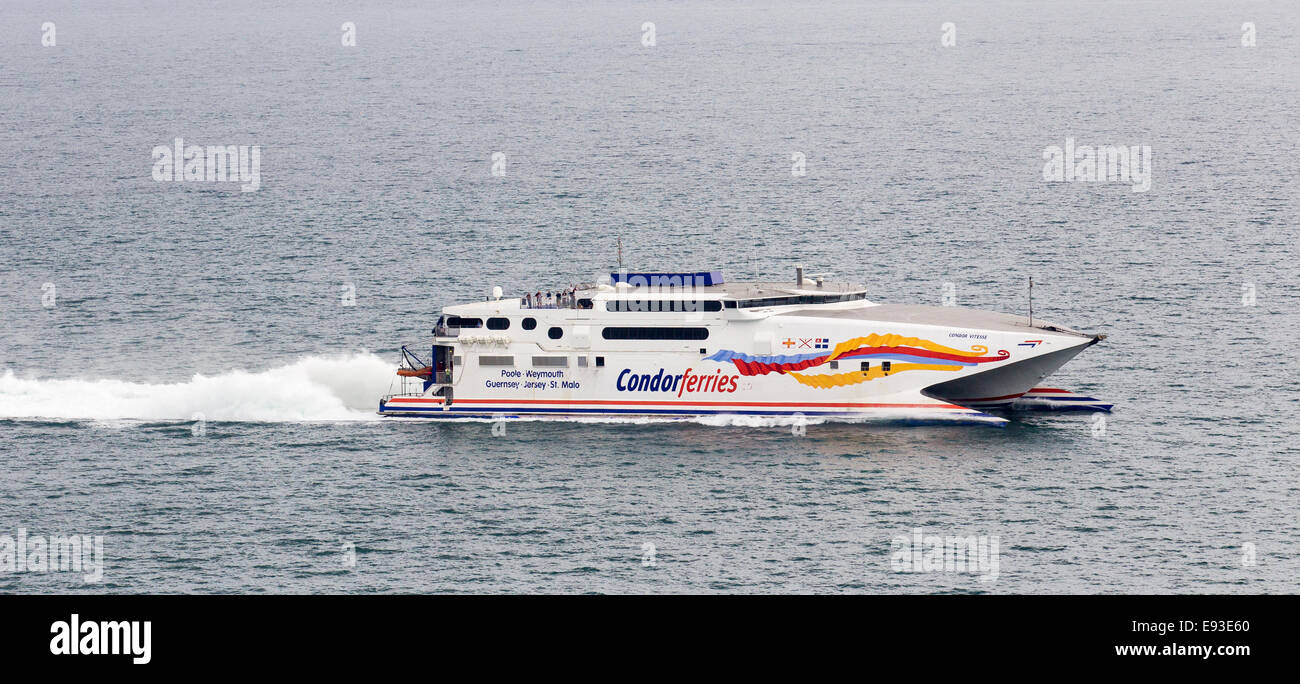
[617, 367, 739, 395]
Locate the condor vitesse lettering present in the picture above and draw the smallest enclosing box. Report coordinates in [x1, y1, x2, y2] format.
[616, 367, 739, 395]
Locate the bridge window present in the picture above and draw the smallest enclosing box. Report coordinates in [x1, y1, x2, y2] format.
[732, 292, 866, 309]
[446, 317, 482, 328]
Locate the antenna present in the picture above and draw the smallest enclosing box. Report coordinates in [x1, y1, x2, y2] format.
[1028, 276, 1034, 328]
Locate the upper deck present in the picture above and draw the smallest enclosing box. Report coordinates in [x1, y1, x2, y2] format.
[492, 270, 870, 313]
[431, 269, 1096, 343]
[433, 271, 872, 337]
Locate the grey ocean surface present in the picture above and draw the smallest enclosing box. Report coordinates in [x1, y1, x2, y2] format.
[1, 0, 1297, 593]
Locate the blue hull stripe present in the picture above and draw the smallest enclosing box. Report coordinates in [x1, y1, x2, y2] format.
[380, 405, 990, 418]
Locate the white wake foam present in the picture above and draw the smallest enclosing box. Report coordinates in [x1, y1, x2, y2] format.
[0, 353, 395, 422]
[692, 414, 829, 428]
[0, 355, 1006, 427]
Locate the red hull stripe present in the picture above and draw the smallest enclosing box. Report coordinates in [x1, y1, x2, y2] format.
[386, 398, 969, 409]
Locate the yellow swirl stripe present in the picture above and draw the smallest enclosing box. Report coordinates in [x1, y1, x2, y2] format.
[826, 333, 986, 362]
[788, 363, 963, 388]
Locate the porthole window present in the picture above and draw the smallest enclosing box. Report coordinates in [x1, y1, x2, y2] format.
[487, 317, 510, 330]
[522, 317, 537, 330]
[548, 327, 563, 339]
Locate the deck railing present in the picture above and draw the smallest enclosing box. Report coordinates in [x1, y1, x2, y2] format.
[520, 293, 592, 310]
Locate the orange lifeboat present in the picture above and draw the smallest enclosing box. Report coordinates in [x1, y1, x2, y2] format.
[397, 366, 433, 378]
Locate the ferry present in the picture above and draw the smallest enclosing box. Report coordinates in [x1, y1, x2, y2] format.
[380, 268, 1112, 425]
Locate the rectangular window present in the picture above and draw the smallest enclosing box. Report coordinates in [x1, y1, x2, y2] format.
[453, 356, 462, 366]
[829, 361, 839, 370]
[595, 357, 605, 367]
[532, 356, 568, 367]
[577, 357, 589, 367]
[601, 327, 710, 341]
[479, 355, 514, 366]
[606, 300, 722, 313]
[860, 361, 870, 372]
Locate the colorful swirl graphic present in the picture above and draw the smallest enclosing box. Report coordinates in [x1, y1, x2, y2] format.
[788, 363, 962, 388]
[705, 333, 1009, 388]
